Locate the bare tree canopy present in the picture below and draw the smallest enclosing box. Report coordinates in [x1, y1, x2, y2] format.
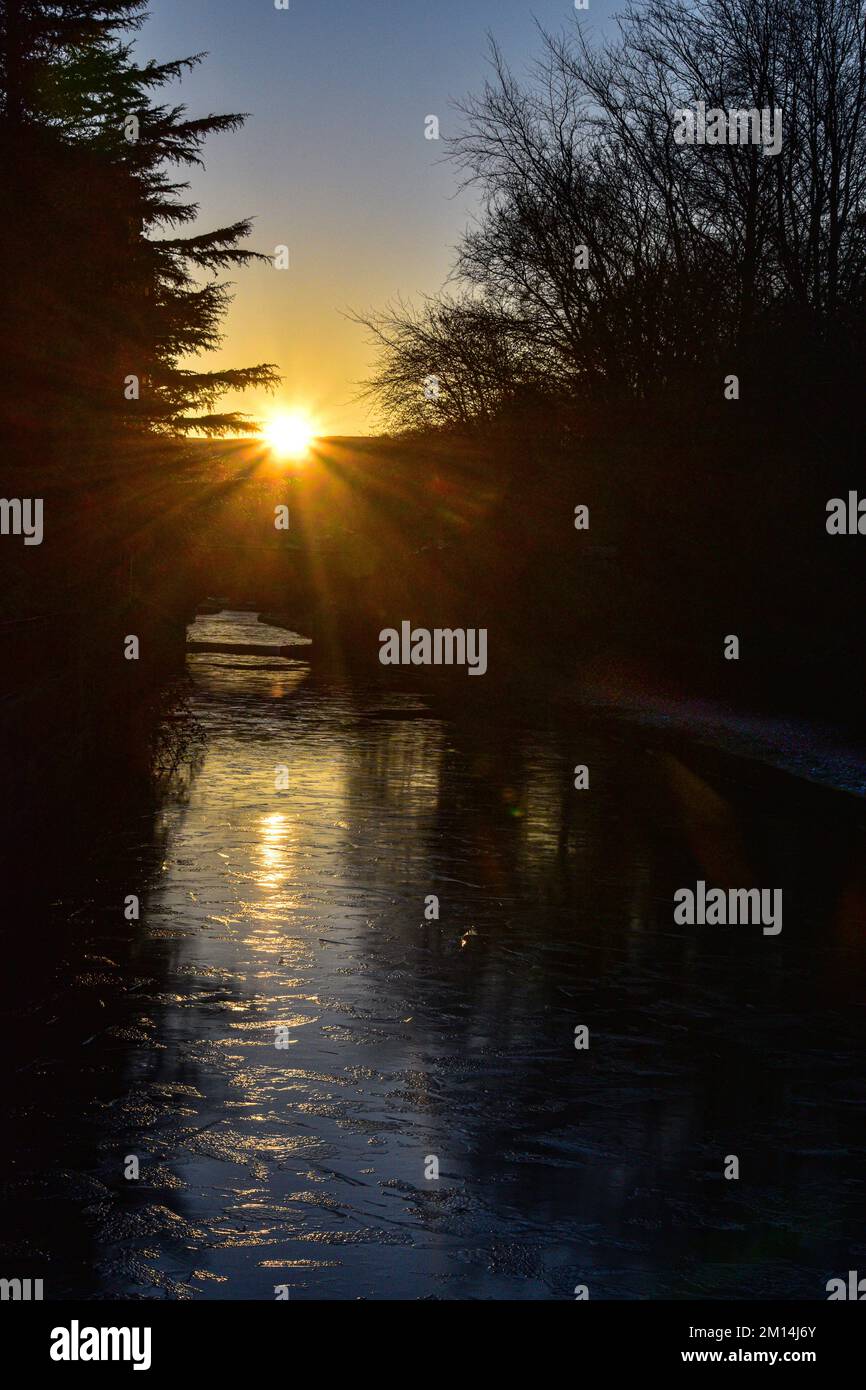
[360, 0, 866, 431]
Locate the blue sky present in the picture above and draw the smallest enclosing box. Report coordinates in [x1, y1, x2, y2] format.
[141, 0, 619, 433]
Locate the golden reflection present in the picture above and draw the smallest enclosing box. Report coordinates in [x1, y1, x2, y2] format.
[255, 811, 291, 891]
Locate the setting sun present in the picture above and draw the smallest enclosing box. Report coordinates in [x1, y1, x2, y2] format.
[262, 410, 317, 461]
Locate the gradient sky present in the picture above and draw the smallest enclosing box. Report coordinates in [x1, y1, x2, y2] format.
[141, 0, 618, 435]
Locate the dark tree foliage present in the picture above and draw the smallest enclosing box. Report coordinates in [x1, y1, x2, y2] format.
[355, 0, 866, 717]
[0, 0, 279, 453]
[360, 0, 866, 430]
[0, 0, 284, 777]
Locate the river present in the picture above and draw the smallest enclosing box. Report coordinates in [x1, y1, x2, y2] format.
[3, 612, 865, 1300]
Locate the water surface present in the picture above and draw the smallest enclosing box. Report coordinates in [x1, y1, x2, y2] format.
[3, 613, 865, 1300]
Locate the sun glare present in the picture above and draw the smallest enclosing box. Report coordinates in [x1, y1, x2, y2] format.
[263, 410, 317, 461]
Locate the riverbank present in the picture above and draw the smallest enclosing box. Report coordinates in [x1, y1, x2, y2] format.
[203, 609, 866, 806]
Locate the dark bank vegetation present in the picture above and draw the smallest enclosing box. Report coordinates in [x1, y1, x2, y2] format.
[353, 0, 866, 720]
[0, 1, 278, 826]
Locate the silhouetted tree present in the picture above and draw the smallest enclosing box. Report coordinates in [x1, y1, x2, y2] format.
[0, 0, 279, 448]
[362, 0, 866, 431]
[352, 293, 550, 432]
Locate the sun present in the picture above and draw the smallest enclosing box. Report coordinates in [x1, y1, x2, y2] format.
[262, 410, 317, 461]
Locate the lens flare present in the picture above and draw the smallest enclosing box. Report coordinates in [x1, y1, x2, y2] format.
[262, 410, 317, 460]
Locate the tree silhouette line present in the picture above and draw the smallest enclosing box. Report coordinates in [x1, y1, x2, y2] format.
[357, 0, 866, 430]
[0, 0, 277, 452]
[352, 0, 866, 721]
[0, 1, 280, 823]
